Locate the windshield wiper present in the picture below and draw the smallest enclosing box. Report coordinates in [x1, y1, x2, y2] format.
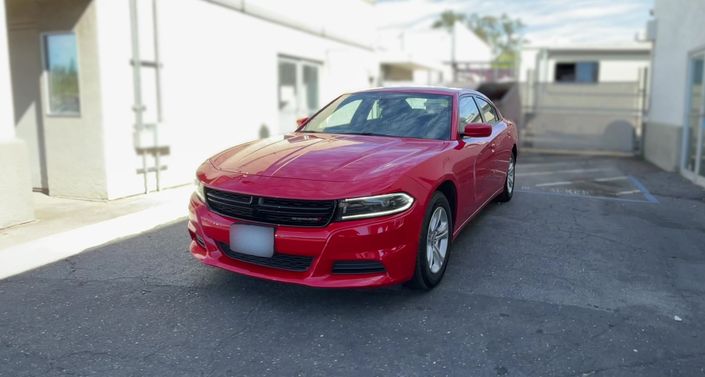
[339, 132, 389, 137]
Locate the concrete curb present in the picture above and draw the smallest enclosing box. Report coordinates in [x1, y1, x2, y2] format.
[0, 203, 187, 280]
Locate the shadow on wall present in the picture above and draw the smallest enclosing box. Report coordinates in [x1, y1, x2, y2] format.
[520, 112, 637, 153]
[521, 118, 636, 153]
[603, 120, 635, 152]
[6, 0, 92, 191]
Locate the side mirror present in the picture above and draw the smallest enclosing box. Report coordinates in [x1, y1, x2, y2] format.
[462, 123, 492, 138]
[296, 117, 309, 127]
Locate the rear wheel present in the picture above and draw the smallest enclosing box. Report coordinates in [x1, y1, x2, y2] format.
[406, 192, 452, 290]
[496, 153, 516, 203]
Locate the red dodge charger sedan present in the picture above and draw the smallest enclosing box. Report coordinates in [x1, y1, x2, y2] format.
[188, 87, 517, 289]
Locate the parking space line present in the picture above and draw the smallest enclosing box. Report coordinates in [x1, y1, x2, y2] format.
[516, 189, 656, 204]
[517, 161, 601, 169]
[616, 190, 641, 196]
[627, 176, 660, 203]
[535, 181, 572, 187]
[594, 176, 628, 182]
[516, 168, 612, 177]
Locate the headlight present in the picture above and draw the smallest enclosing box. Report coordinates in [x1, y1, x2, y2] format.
[195, 179, 205, 202]
[336, 193, 414, 220]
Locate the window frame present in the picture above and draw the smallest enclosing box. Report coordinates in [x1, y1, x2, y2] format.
[554, 61, 599, 84]
[277, 55, 323, 118]
[473, 96, 500, 125]
[457, 95, 483, 133]
[41, 31, 82, 117]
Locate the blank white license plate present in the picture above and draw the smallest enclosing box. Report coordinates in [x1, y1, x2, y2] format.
[230, 224, 275, 258]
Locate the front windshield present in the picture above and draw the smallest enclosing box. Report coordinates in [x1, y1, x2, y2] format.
[302, 92, 452, 140]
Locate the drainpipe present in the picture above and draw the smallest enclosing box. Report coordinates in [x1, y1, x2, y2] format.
[152, 0, 163, 191]
[451, 22, 457, 83]
[128, 0, 147, 194]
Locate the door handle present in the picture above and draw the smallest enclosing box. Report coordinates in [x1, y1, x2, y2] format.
[490, 143, 496, 152]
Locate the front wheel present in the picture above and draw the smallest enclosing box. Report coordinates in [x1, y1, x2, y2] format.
[406, 192, 453, 290]
[496, 153, 516, 203]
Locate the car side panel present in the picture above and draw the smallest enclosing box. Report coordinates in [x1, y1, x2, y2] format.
[490, 121, 510, 191]
[451, 140, 484, 222]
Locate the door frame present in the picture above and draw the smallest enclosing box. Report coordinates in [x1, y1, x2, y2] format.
[680, 46, 705, 187]
[277, 55, 322, 134]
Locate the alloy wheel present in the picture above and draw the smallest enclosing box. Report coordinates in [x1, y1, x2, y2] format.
[507, 157, 515, 195]
[426, 207, 450, 273]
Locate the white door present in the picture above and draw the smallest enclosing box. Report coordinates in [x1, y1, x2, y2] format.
[278, 57, 320, 134]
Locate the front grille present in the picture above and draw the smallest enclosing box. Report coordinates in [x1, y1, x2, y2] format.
[205, 187, 336, 227]
[332, 260, 386, 274]
[217, 242, 313, 272]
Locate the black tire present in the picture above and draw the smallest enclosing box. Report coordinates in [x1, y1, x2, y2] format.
[405, 192, 453, 290]
[496, 152, 516, 203]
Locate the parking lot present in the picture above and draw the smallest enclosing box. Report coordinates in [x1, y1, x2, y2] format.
[2, 153, 705, 377]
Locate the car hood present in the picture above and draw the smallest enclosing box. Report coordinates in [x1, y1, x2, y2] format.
[210, 133, 446, 182]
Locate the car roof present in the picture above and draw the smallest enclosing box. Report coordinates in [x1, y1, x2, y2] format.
[351, 86, 487, 99]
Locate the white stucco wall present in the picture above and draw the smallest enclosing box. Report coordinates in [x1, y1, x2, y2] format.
[0, 0, 34, 227]
[520, 47, 650, 83]
[597, 58, 650, 82]
[95, 0, 141, 199]
[518, 48, 540, 82]
[7, 0, 108, 199]
[643, 0, 705, 173]
[647, 0, 705, 126]
[94, 0, 378, 199]
[0, 2, 15, 142]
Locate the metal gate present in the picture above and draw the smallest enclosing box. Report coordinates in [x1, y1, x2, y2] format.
[520, 75, 648, 154]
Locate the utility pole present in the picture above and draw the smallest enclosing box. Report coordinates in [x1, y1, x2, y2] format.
[451, 22, 457, 83]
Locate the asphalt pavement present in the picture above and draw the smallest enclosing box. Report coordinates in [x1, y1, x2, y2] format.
[2, 154, 705, 377]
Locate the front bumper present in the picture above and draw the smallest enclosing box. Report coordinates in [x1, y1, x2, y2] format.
[187, 194, 424, 288]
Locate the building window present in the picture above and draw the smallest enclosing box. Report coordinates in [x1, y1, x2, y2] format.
[555, 62, 599, 83]
[303, 65, 319, 112]
[43, 33, 81, 115]
[278, 58, 320, 115]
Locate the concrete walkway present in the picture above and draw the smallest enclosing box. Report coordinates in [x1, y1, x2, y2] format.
[0, 186, 192, 279]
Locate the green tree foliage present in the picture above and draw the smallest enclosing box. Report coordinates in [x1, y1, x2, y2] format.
[467, 13, 525, 65]
[433, 10, 525, 66]
[431, 10, 466, 33]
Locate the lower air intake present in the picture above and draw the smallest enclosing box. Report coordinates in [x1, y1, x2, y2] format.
[332, 261, 386, 274]
[217, 242, 312, 272]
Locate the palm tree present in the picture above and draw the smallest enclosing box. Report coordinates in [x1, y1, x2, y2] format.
[432, 11, 466, 81]
[432, 10, 466, 33]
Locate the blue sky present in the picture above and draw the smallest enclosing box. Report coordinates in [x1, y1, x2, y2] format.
[376, 0, 653, 45]
[46, 34, 78, 71]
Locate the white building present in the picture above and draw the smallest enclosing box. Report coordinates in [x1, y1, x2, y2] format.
[0, 0, 379, 228]
[643, 0, 705, 188]
[377, 23, 492, 86]
[519, 44, 651, 84]
[518, 44, 651, 153]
